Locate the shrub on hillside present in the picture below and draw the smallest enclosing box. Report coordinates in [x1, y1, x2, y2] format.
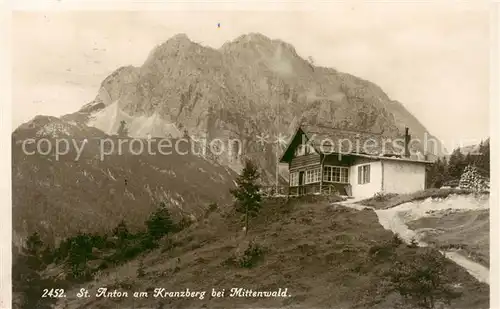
[238, 241, 265, 268]
[145, 202, 175, 240]
[65, 233, 100, 280]
[205, 202, 218, 216]
[368, 234, 404, 260]
[26, 232, 44, 256]
[23, 232, 47, 270]
[112, 220, 130, 241]
[137, 260, 146, 278]
[408, 237, 419, 248]
[372, 192, 394, 202]
[387, 249, 461, 309]
[391, 233, 404, 246]
[175, 216, 193, 232]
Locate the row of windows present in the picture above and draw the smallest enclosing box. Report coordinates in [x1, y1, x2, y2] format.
[289, 168, 321, 187]
[305, 168, 321, 184]
[289, 164, 371, 186]
[323, 166, 349, 183]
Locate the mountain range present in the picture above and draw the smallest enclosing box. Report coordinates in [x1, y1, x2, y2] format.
[12, 32, 446, 243]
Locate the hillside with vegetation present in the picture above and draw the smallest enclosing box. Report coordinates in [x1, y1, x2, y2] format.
[14, 196, 489, 309]
[13, 161, 489, 309]
[12, 116, 237, 245]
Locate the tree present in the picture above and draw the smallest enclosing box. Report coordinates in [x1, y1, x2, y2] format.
[112, 220, 130, 241]
[145, 202, 174, 240]
[475, 139, 490, 177]
[230, 159, 262, 235]
[388, 249, 461, 308]
[117, 120, 129, 137]
[66, 233, 95, 280]
[25, 232, 44, 256]
[447, 148, 466, 180]
[24, 232, 45, 271]
[426, 157, 448, 188]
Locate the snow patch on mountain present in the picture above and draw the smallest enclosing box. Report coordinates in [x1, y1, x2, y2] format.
[268, 44, 294, 77]
[87, 100, 182, 138]
[35, 122, 72, 138]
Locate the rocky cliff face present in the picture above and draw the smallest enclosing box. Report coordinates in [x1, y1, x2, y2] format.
[77, 33, 443, 181]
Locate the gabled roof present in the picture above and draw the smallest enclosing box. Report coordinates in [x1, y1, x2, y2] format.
[299, 124, 403, 155]
[280, 124, 429, 163]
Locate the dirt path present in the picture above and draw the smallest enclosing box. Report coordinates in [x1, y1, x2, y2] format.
[336, 195, 490, 285]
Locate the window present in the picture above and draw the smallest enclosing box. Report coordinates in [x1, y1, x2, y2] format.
[294, 144, 305, 156]
[323, 166, 349, 183]
[289, 172, 299, 187]
[294, 143, 315, 157]
[308, 144, 317, 154]
[358, 164, 371, 184]
[305, 168, 321, 184]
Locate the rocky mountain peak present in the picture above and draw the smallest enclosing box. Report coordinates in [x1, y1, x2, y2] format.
[142, 33, 212, 67]
[220, 32, 298, 57]
[170, 32, 190, 42]
[34, 32, 446, 185]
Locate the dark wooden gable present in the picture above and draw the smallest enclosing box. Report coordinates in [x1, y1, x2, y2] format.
[279, 127, 316, 163]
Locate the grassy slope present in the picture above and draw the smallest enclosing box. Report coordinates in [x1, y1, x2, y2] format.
[407, 209, 490, 267]
[52, 196, 489, 309]
[359, 188, 475, 209]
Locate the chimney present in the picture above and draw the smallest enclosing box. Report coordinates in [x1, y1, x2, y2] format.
[355, 133, 361, 153]
[404, 127, 411, 158]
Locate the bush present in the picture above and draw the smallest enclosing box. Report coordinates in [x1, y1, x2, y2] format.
[387, 249, 461, 309]
[112, 220, 130, 240]
[373, 192, 392, 202]
[175, 217, 193, 232]
[23, 232, 48, 270]
[139, 233, 160, 251]
[145, 202, 174, 240]
[238, 242, 265, 268]
[25, 232, 44, 256]
[408, 237, 419, 248]
[137, 260, 146, 278]
[208, 202, 218, 212]
[391, 233, 404, 246]
[368, 234, 403, 260]
[204, 202, 219, 218]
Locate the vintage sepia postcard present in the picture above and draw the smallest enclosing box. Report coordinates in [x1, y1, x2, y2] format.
[2, 1, 498, 309]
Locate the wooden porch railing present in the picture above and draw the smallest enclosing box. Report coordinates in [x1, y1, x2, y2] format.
[261, 184, 340, 197]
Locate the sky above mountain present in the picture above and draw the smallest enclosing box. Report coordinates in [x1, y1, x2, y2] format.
[11, 2, 490, 148]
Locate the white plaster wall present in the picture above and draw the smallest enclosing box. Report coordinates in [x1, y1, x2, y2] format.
[350, 161, 382, 198]
[382, 160, 426, 194]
